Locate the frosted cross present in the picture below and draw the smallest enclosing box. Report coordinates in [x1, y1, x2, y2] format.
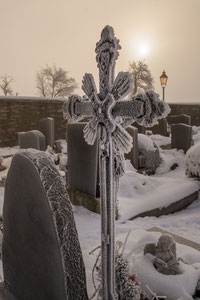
[63, 26, 170, 299]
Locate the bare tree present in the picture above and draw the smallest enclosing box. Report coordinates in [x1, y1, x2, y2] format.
[36, 65, 78, 98]
[129, 60, 154, 96]
[0, 74, 13, 96]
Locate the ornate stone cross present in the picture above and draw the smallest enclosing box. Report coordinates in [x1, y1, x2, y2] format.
[63, 25, 170, 299]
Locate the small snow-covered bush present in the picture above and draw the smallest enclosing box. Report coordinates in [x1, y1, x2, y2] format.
[185, 143, 200, 180]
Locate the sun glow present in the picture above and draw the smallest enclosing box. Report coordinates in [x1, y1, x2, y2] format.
[129, 37, 152, 59]
[137, 43, 150, 57]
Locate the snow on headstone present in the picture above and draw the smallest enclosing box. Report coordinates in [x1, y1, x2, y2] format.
[3, 149, 88, 300]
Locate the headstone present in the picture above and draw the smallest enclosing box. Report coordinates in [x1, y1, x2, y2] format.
[132, 122, 145, 134]
[169, 114, 191, 125]
[2, 149, 88, 300]
[18, 130, 46, 151]
[124, 126, 138, 169]
[149, 118, 168, 136]
[138, 134, 161, 172]
[171, 123, 192, 153]
[67, 122, 99, 197]
[39, 117, 55, 147]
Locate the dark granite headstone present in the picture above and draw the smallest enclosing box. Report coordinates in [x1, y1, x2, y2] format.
[39, 117, 55, 147]
[132, 122, 145, 134]
[3, 149, 88, 300]
[171, 123, 192, 153]
[149, 118, 168, 136]
[67, 123, 99, 197]
[18, 130, 46, 151]
[169, 114, 191, 125]
[125, 126, 138, 169]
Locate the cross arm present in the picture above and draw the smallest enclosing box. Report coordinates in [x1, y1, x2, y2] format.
[63, 95, 144, 121]
[63, 90, 170, 128]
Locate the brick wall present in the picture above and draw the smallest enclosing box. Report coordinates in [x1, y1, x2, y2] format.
[0, 96, 67, 147]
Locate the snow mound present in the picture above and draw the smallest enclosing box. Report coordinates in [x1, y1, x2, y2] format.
[186, 143, 200, 180]
[150, 134, 171, 147]
[133, 255, 200, 299]
[138, 134, 156, 152]
[118, 159, 199, 219]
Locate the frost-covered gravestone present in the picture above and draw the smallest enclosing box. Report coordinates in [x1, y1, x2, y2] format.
[124, 126, 138, 169]
[63, 25, 169, 299]
[67, 122, 99, 197]
[2, 149, 88, 300]
[171, 123, 192, 153]
[18, 130, 46, 151]
[138, 134, 161, 172]
[39, 117, 55, 147]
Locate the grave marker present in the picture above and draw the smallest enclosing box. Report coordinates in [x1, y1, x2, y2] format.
[169, 114, 191, 125]
[63, 25, 170, 299]
[3, 149, 88, 300]
[18, 130, 46, 151]
[39, 117, 55, 147]
[124, 126, 138, 169]
[171, 123, 192, 153]
[149, 118, 168, 136]
[67, 122, 99, 197]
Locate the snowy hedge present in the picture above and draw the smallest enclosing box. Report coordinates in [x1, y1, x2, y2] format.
[185, 143, 200, 180]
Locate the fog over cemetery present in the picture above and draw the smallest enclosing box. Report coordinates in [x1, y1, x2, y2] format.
[1, 1, 200, 300]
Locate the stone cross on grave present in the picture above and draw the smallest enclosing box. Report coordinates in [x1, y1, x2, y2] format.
[63, 25, 170, 299]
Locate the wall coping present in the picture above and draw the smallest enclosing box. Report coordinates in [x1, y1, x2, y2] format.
[168, 102, 200, 105]
[1, 96, 200, 106]
[0, 95, 66, 104]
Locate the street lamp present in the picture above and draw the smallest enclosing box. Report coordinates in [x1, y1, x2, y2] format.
[160, 70, 168, 101]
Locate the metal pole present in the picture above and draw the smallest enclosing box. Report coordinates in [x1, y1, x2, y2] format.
[163, 86, 165, 101]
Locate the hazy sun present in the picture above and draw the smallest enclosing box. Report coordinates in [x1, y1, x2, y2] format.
[137, 43, 150, 57]
[130, 37, 152, 59]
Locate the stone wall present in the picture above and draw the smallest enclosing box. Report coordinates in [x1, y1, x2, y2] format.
[1, 97, 200, 147]
[168, 102, 200, 126]
[0, 96, 67, 147]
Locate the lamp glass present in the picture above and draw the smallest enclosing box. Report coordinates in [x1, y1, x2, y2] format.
[160, 71, 168, 87]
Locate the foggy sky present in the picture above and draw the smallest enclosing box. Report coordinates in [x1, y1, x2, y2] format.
[1, 0, 200, 102]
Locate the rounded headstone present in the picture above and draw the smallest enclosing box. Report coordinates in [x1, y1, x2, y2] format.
[3, 149, 88, 300]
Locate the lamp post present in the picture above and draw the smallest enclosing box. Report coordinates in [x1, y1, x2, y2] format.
[160, 70, 168, 101]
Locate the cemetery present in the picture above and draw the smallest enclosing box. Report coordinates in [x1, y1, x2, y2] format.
[1, 25, 200, 300]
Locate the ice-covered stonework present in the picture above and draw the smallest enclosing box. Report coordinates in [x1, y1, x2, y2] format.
[2, 149, 88, 300]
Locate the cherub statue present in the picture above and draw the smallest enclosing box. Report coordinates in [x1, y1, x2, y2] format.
[144, 234, 182, 275]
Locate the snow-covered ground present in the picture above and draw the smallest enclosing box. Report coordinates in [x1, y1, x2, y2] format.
[1, 132, 200, 299]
